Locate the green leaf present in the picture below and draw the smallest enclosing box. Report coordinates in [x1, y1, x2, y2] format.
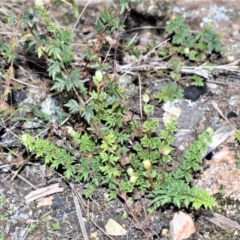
[47, 60, 63, 80]
[99, 166, 120, 178]
[236, 132, 240, 142]
[154, 84, 183, 103]
[166, 16, 185, 34]
[81, 104, 94, 123]
[7, 11, 17, 25]
[46, 44, 62, 60]
[192, 75, 204, 86]
[65, 99, 80, 113]
[83, 185, 96, 199]
[201, 27, 223, 53]
[79, 133, 96, 152]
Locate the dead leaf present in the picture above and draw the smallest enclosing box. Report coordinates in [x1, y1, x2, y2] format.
[123, 111, 133, 123]
[120, 155, 131, 166]
[0, 100, 14, 116]
[105, 218, 127, 236]
[37, 196, 54, 207]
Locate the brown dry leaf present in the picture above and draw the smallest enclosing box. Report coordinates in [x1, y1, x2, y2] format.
[40, 79, 52, 91]
[105, 35, 118, 48]
[105, 218, 127, 236]
[11, 81, 23, 91]
[123, 111, 133, 123]
[120, 155, 131, 166]
[37, 196, 54, 207]
[0, 100, 14, 116]
[25, 183, 64, 204]
[82, 25, 95, 34]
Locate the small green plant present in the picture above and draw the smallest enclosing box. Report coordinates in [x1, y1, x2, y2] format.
[12, 219, 18, 225]
[41, 216, 49, 223]
[22, 111, 216, 209]
[147, 208, 154, 214]
[0, 213, 8, 222]
[1, 1, 217, 213]
[165, 15, 223, 60]
[0, 233, 5, 240]
[154, 83, 183, 103]
[236, 132, 240, 143]
[27, 223, 36, 233]
[0, 196, 5, 209]
[122, 212, 128, 219]
[160, 15, 223, 85]
[51, 220, 61, 231]
[236, 152, 240, 168]
[150, 128, 216, 209]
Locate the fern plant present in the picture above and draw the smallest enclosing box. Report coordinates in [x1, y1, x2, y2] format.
[165, 15, 223, 60]
[22, 112, 216, 209]
[160, 15, 223, 86]
[1, 1, 218, 211]
[150, 128, 216, 209]
[21, 134, 76, 179]
[154, 83, 184, 103]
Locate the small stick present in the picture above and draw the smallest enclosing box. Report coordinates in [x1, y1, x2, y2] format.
[211, 100, 238, 132]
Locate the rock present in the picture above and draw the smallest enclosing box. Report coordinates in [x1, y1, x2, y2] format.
[105, 218, 127, 236]
[170, 211, 196, 240]
[184, 85, 207, 101]
[132, 0, 169, 18]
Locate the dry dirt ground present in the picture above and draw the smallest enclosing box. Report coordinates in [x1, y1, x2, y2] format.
[1, 0, 240, 240]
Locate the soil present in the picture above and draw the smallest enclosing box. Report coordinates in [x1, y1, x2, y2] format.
[1, 0, 240, 240]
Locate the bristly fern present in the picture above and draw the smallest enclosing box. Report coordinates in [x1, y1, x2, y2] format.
[22, 111, 216, 210]
[150, 180, 216, 210]
[150, 128, 216, 210]
[21, 134, 76, 180]
[10, 2, 218, 211]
